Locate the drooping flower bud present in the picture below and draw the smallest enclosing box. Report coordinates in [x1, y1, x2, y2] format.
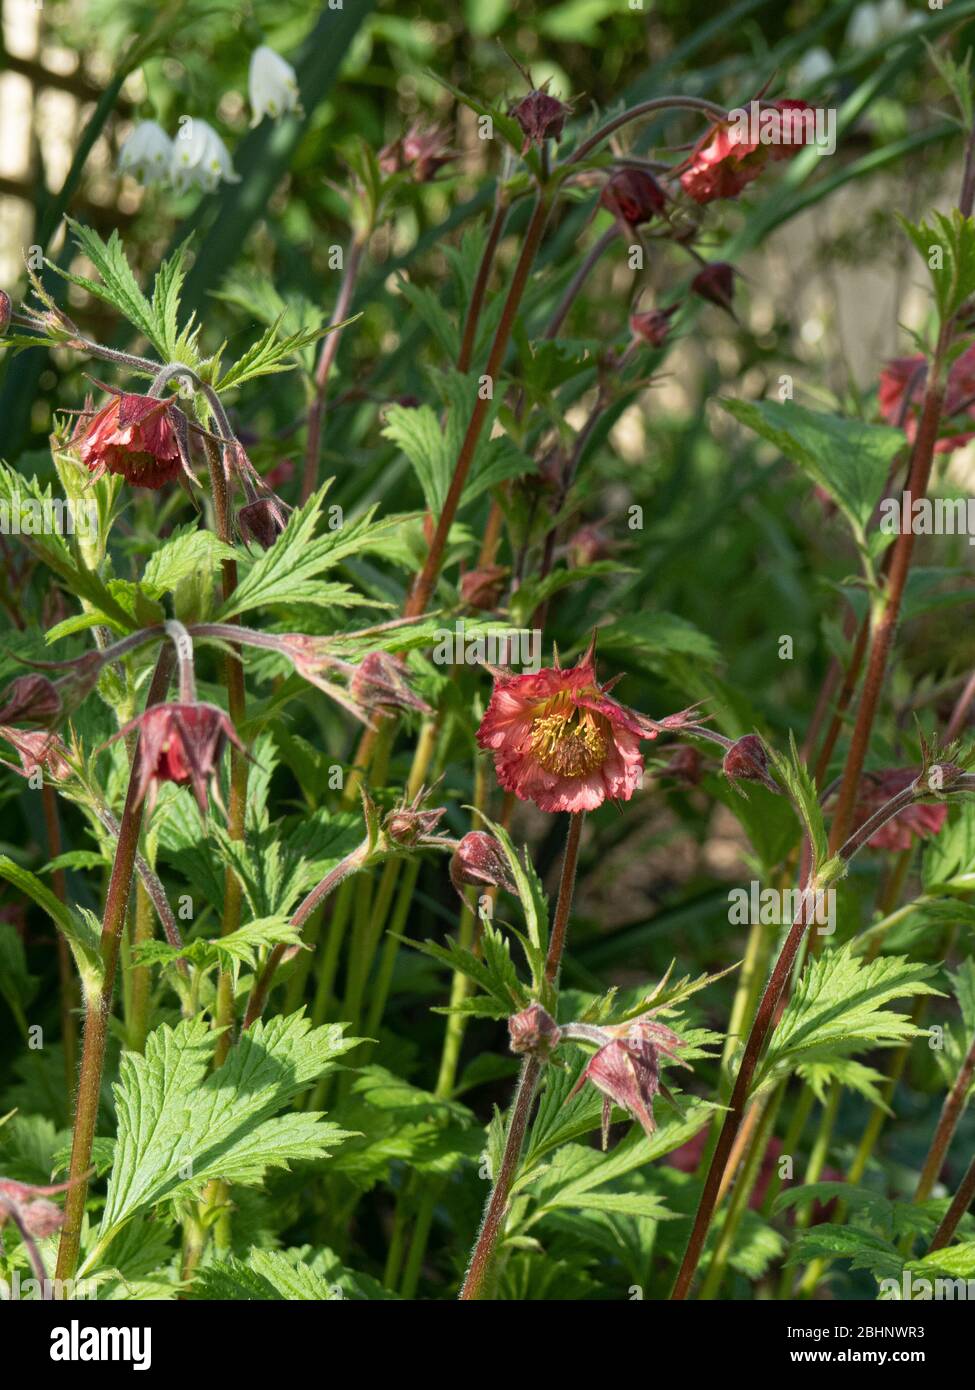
[660, 744, 702, 786]
[105, 701, 247, 818]
[691, 262, 736, 313]
[460, 564, 508, 611]
[599, 169, 666, 227]
[722, 734, 779, 792]
[566, 523, 610, 569]
[0, 727, 72, 781]
[565, 1012, 689, 1150]
[237, 495, 290, 550]
[349, 650, 432, 716]
[0, 674, 62, 727]
[0, 289, 11, 337]
[508, 1003, 562, 1060]
[449, 830, 518, 901]
[629, 304, 677, 348]
[511, 86, 572, 153]
[379, 123, 455, 182]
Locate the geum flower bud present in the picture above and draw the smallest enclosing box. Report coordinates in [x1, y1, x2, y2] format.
[511, 84, 572, 153]
[722, 733, 779, 793]
[449, 830, 518, 902]
[564, 1014, 690, 1150]
[460, 564, 508, 611]
[476, 638, 704, 813]
[0, 288, 11, 336]
[380, 123, 455, 182]
[74, 387, 195, 490]
[599, 168, 666, 227]
[349, 650, 433, 717]
[383, 789, 450, 848]
[104, 701, 247, 818]
[508, 1002, 562, 1060]
[691, 262, 736, 314]
[237, 495, 290, 550]
[0, 727, 72, 781]
[629, 304, 678, 348]
[0, 674, 62, 727]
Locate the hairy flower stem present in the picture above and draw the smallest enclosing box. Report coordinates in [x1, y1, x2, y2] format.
[41, 782, 77, 1089]
[405, 191, 553, 620]
[302, 235, 366, 503]
[699, 1086, 782, 1299]
[562, 95, 730, 168]
[928, 1150, 975, 1252]
[457, 194, 510, 373]
[914, 1029, 975, 1202]
[670, 781, 941, 1299]
[54, 647, 174, 1284]
[826, 332, 948, 852]
[544, 226, 617, 341]
[460, 811, 585, 1300]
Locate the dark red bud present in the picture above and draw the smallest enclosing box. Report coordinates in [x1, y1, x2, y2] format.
[0, 290, 11, 337]
[629, 304, 678, 348]
[723, 734, 776, 790]
[599, 169, 666, 227]
[460, 564, 508, 611]
[511, 87, 572, 152]
[566, 523, 610, 569]
[0, 674, 62, 727]
[661, 745, 702, 786]
[384, 804, 446, 846]
[508, 1003, 562, 1059]
[691, 262, 736, 312]
[449, 830, 518, 900]
[237, 496, 290, 550]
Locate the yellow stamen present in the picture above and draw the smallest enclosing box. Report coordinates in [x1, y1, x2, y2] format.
[529, 696, 608, 778]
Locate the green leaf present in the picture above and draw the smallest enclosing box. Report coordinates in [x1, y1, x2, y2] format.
[140, 525, 238, 599]
[720, 398, 904, 538]
[214, 483, 395, 619]
[757, 943, 943, 1091]
[0, 855, 102, 998]
[593, 611, 720, 675]
[93, 1013, 358, 1255]
[214, 316, 347, 392]
[898, 209, 975, 325]
[768, 733, 832, 880]
[0, 923, 38, 1036]
[55, 221, 157, 347]
[134, 915, 303, 974]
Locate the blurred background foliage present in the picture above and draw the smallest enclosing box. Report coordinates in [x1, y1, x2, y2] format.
[3, 0, 975, 1296]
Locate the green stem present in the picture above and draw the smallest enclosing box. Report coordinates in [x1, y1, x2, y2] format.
[54, 647, 173, 1284]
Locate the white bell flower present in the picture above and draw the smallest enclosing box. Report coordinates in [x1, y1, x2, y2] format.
[118, 120, 173, 186]
[170, 118, 240, 193]
[249, 45, 301, 125]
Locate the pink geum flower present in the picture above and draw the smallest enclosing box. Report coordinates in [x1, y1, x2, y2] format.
[680, 99, 813, 205]
[75, 388, 190, 489]
[566, 1014, 690, 1150]
[476, 641, 700, 813]
[104, 701, 246, 818]
[878, 345, 975, 453]
[851, 768, 948, 852]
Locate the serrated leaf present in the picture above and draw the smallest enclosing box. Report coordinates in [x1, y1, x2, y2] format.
[92, 1013, 358, 1260]
[721, 397, 904, 537]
